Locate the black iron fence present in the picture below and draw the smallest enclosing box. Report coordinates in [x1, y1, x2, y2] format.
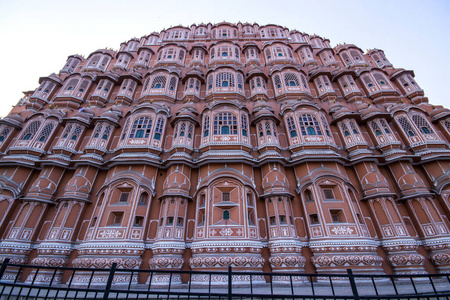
[0, 258, 449, 299]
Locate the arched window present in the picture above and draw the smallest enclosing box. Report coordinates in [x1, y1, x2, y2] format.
[129, 117, 153, 139]
[213, 113, 238, 135]
[223, 210, 230, 220]
[274, 75, 282, 89]
[151, 76, 166, 89]
[37, 123, 55, 143]
[0, 126, 12, 143]
[299, 114, 322, 136]
[203, 115, 210, 137]
[287, 116, 297, 138]
[241, 114, 248, 137]
[153, 117, 164, 140]
[411, 115, 434, 135]
[398, 116, 416, 137]
[284, 73, 300, 87]
[216, 72, 235, 88]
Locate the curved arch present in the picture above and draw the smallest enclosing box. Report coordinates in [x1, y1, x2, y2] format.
[194, 168, 259, 198]
[95, 170, 155, 197]
[297, 168, 358, 195]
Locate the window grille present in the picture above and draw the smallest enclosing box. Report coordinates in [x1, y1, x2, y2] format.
[98, 56, 110, 70]
[272, 122, 277, 137]
[324, 189, 334, 199]
[151, 76, 167, 89]
[443, 118, 450, 131]
[93, 123, 102, 139]
[71, 125, 82, 141]
[349, 120, 359, 134]
[0, 126, 11, 142]
[370, 120, 382, 136]
[65, 78, 79, 91]
[187, 124, 193, 139]
[287, 116, 297, 138]
[179, 50, 185, 61]
[129, 117, 152, 139]
[274, 75, 282, 89]
[341, 122, 350, 136]
[241, 114, 248, 136]
[88, 54, 101, 66]
[412, 115, 433, 134]
[350, 50, 362, 61]
[203, 115, 210, 137]
[284, 73, 300, 86]
[265, 122, 272, 135]
[154, 117, 164, 140]
[216, 72, 235, 87]
[179, 122, 186, 137]
[21, 120, 41, 140]
[62, 124, 73, 139]
[195, 79, 200, 90]
[373, 73, 387, 86]
[78, 79, 90, 93]
[213, 113, 237, 135]
[265, 49, 271, 59]
[299, 114, 322, 136]
[398, 116, 416, 137]
[143, 77, 151, 91]
[300, 74, 308, 89]
[237, 74, 243, 89]
[341, 52, 351, 65]
[362, 75, 374, 88]
[103, 125, 111, 140]
[321, 115, 331, 137]
[380, 119, 391, 134]
[258, 123, 264, 137]
[207, 75, 213, 90]
[37, 123, 55, 142]
[168, 77, 177, 91]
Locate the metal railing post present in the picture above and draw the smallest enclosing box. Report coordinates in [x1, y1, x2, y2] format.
[347, 269, 360, 300]
[103, 262, 117, 300]
[0, 258, 10, 280]
[228, 266, 232, 300]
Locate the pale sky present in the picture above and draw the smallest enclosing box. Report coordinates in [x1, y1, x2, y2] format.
[0, 0, 449, 118]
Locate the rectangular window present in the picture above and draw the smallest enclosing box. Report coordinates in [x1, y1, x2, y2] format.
[222, 192, 230, 202]
[310, 214, 319, 224]
[134, 216, 144, 226]
[330, 210, 344, 223]
[167, 217, 174, 225]
[323, 189, 334, 200]
[177, 217, 184, 226]
[270, 216, 276, 225]
[110, 212, 123, 226]
[279, 215, 286, 224]
[119, 192, 129, 203]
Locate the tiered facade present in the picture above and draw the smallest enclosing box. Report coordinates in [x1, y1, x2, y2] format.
[0, 22, 450, 283]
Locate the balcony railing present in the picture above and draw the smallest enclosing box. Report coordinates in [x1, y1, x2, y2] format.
[0, 259, 449, 299]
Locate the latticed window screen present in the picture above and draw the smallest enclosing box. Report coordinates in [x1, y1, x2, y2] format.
[341, 122, 350, 136]
[350, 50, 362, 61]
[37, 123, 55, 142]
[207, 75, 213, 90]
[412, 115, 434, 134]
[443, 118, 450, 132]
[241, 114, 248, 136]
[300, 74, 308, 89]
[216, 72, 235, 87]
[78, 80, 90, 93]
[179, 50, 185, 61]
[203, 115, 210, 137]
[373, 73, 387, 86]
[154, 117, 164, 140]
[398, 116, 416, 137]
[130, 117, 153, 139]
[179, 123, 186, 137]
[380, 119, 391, 134]
[370, 121, 382, 136]
[341, 53, 351, 64]
[299, 114, 322, 136]
[321, 115, 332, 137]
[71, 126, 83, 141]
[169, 77, 177, 91]
[151, 76, 167, 89]
[284, 73, 300, 86]
[237, 74, 243, 89]
[21, 120, 42, 140]
[62, 124, 73, 139]
[362, 75, 374, 87]
[287, 116, 297, 138]
[265, 49, 271, 59]
[65, 79, 79, 90]
[0, 126, 11, 142]
[349, 120, 359, 134]
[265, 122, 272, 135]
[187, 124, 193, 139]
[258, 123, 264, 137]
[274, 75, 282, 89]
[88, 54, 101, 66]
[213, 113, 238, 135]
[103, 125, 111, 140]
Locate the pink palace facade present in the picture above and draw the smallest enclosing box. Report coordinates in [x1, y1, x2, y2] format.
[0, 22, 450, 283]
